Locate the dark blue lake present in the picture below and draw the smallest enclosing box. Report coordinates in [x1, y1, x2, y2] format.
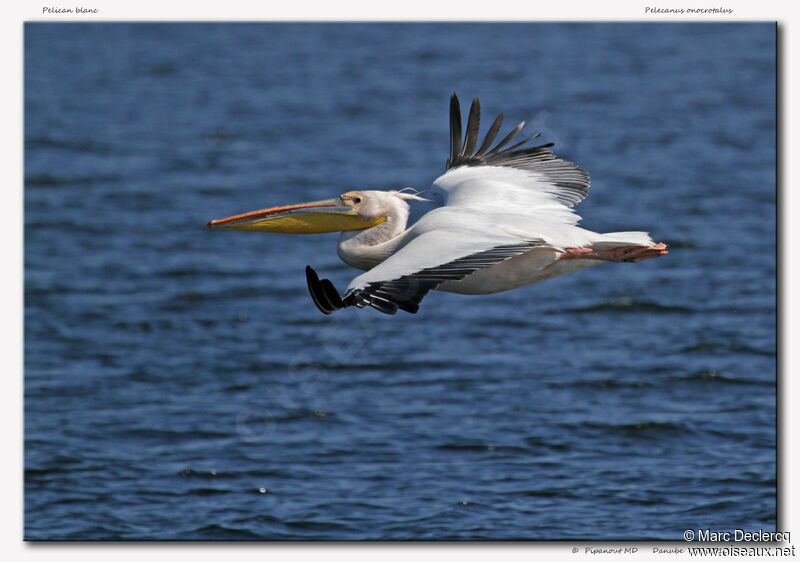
[24, 23, 776, 540]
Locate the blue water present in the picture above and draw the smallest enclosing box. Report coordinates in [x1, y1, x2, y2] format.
[24, 23, 776, 540]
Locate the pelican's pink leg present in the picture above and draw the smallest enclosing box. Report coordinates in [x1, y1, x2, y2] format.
[560, 243, 668, 263]
[560, 247, 595, 260]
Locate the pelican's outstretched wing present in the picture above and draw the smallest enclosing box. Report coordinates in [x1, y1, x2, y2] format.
[437, 93, 590, 225]
[307, 233, 544, 315]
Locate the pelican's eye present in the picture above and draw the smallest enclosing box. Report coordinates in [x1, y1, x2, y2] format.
[353, 197, 362, 204]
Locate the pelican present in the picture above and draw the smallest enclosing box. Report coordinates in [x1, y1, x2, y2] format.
[208, 93, 667, 315]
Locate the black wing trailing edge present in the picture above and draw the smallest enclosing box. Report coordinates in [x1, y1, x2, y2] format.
[305, 240, 543, 316]
[446, 92, 590, 208]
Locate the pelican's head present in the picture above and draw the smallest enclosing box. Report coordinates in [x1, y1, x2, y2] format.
[207, 189, 426, 234]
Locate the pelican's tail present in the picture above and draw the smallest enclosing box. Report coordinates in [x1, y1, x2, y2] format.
[575, 231, 668, 263]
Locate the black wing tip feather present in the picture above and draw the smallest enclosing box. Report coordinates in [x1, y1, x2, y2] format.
[448, 92, 551, 170]
[448, 93, 462, 169]
[446, 93, 590, 205]
[305, 265, 409, 316]
[305, 265, 348, 315]
[460, 97, 481, 157]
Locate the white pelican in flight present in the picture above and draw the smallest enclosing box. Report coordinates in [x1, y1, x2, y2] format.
[208, 94, 667, 314]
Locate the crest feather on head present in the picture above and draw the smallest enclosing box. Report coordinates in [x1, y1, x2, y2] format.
[388, 187, 429, 202]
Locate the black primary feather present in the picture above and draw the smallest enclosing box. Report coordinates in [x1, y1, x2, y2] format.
[306, 266, 345, 315]
[461, 97, 481, 157]
[474, 112, 504, 156]
[448, 92, 462, 169]
[483, 120, 525, 156]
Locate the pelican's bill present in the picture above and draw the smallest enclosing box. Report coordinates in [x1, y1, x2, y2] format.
[207, 198, 385, 234]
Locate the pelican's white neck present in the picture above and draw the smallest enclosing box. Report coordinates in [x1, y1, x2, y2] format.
[336, 195, 411, 270]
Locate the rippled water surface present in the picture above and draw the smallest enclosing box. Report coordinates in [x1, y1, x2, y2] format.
[25, 23, 776, 540]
